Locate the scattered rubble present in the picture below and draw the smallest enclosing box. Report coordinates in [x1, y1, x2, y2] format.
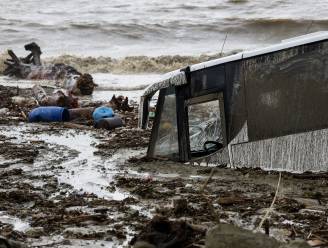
[1, 52, 328, 247]
[131, 215, 206, 247]
[205, 224, 311, 248]
[0, 116, 328, 247]
[4, 43, 97, 95]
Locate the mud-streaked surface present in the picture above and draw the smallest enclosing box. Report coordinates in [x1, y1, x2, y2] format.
[0, 122, 149, 247]
[0, 121, 328, 247]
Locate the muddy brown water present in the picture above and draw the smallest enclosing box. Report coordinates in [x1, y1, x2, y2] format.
[0, 121, 327, 247]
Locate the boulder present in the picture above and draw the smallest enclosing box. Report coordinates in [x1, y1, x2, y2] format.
[206, 224, 311, 248]
[206, 224, 280, 248]
[0, 236, 26, 248]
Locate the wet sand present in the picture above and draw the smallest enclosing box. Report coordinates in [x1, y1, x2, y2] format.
[1, 122, 328, 247]
[0, 85, 328, 247]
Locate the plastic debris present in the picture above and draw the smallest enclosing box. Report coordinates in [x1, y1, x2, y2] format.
[28, 106, 70, 122]
[92, 106, 114, 122]
[95, 116, 123, 130]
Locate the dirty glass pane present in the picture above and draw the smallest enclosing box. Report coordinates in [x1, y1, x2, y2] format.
[188, 100, 222, 152]
[154, 90, 179, 158]
[190, 65, 225, 97]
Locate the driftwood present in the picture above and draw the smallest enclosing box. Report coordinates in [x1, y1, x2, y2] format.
[109, 94, 134, 112]
[3, 43, 97, 95]
[24, 42, 42, 65]
[32, 85, 78, 108]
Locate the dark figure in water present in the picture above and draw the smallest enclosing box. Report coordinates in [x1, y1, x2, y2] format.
[3, 42, 97, 95]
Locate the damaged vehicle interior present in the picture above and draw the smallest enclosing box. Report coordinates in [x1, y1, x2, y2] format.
[139, 31, 328, 166]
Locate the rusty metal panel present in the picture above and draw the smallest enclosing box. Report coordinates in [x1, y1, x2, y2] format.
[244, 40, 328, 141]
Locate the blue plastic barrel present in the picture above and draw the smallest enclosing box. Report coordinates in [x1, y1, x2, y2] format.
[92, 106, 114, 121]
[28, 107, 70, 122]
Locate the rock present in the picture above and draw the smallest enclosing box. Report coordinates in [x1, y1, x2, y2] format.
[11, 96, 35, 106]
[205, 224, 281, 248]
[64, 227, 106, 239]
[133, 241, 156, 248]
[173, 197, 188, 215]
[94, 207, 109, 214]
[131, 215, 205, 247]
[217, 196, 246, 206]
[279, 240, 311, 248]
[0, 108, 9, 115]
[0, 236, 26, 248]
[276, 198, 305, 213]
[25, 227, 45, 238]
[128, 209, 139, 218]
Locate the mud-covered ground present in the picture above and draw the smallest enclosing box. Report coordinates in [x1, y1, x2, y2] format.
[0, 85, 328, 247]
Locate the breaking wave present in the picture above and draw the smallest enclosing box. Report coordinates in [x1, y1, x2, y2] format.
[41, 53, 237, 74]
[29, 18, 328, 40]
[223, 18, 328, 33]
[0, 51, 242, 75]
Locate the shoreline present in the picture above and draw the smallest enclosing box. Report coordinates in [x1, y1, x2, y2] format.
[0, 51, 242, 75]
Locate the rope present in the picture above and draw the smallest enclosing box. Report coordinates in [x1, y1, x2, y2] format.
[256, 172, 282, 231]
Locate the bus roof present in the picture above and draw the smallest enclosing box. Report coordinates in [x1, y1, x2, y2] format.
[190, 31, 328, 72]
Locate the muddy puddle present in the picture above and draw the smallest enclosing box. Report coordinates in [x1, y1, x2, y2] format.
[3, 125, 137, 201]
[0, 121, 328, 247]
[0, 122, 149, 247]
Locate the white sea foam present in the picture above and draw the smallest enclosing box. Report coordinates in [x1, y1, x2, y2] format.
[0, 0, 327, 57]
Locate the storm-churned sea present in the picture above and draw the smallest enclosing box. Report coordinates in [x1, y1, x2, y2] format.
[0, 0, 327, 100]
